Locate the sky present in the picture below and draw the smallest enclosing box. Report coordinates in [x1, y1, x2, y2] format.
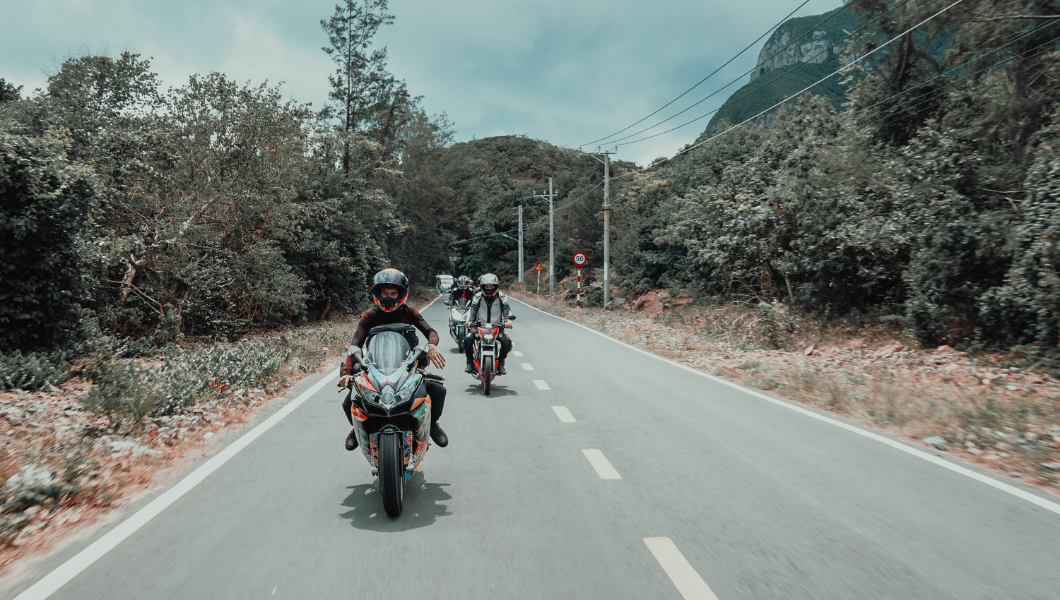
[0, 0, 844, 166]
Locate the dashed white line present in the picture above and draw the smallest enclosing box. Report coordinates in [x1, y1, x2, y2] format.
[551, 406, 576, 423]
[513, 297, 1060, 518]
[644, 537, 719, 600]
[582, 449, 622, 479]
[512, 350, 524, 357]
[533, 380, 550, 390]
[520, 363, 534, 371]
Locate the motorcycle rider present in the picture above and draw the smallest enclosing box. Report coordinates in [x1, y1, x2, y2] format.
[464, 273, 513, 375]
[447, 275, 475, 306]
[338, 268, 449, 449]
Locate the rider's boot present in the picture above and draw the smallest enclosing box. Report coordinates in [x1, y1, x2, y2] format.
[345, 427, 358, 451]
[430, 422, 449, 447]
[497, 360, 507, 375]
[464, 358, 475, 374]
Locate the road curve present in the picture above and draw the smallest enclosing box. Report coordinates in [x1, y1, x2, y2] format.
[4, 297, 1060, 599]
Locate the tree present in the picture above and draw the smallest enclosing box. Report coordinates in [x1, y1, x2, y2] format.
[0, 126, 99, 350]
[320, 0, 409, 169]
[0, 79, 21, 103]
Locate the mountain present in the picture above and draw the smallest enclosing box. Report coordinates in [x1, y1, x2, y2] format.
[701, 5, 862, 137]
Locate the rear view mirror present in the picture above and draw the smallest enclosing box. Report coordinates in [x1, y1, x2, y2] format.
[508, 315, 517, 321]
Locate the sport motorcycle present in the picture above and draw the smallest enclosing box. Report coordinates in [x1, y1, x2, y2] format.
[445, 296, 472, 352]
[345, 324, 443, 517]
[468, 315, 515, 396]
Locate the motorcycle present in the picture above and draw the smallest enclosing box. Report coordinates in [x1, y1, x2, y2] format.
[445, 297, 472, 352]
[345, 324, 443, 517]
[468, 315, 516, 396]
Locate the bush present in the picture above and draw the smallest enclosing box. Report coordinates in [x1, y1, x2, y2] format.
[0, 350, 69, 390]
[77, 337, 292, 430]
[80, 358, 194, 429]
[178, 341, 293, 393]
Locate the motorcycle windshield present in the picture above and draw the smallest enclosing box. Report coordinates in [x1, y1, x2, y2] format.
[365, 332, 411, 377]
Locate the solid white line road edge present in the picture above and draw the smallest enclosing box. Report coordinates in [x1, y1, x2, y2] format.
[15, 368, 341, 600]
[552, 406, 577, 423]
[513, 298, 1060, 517]
[582, 449, 622, 480]
[16, 295, 450, 600]
[643, 537, 720, 600]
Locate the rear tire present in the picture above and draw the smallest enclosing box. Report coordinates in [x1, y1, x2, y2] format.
[482, 362, 492, 396]
[378, 432, 404, 517]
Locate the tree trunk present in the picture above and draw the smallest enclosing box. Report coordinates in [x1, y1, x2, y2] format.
[319, 297, 332, 321]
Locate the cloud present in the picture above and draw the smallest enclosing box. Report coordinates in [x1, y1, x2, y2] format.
[1, 0, 844, 165]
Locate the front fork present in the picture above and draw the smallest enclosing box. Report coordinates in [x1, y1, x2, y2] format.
[355, 405, 431, 475]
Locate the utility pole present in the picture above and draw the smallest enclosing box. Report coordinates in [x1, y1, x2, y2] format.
[533, 178, 557, 295]
[518, 205, 524, 284]
[587, 150, 615, 308]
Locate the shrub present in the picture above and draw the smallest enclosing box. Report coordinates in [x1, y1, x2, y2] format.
[0, 350, 69, 391]
[77, 337, 292, 430]
[80, 358, 195, 429]
[178, 341, 293, 394]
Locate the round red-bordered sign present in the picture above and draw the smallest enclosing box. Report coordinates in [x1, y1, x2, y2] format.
[573, 252, 587, 267]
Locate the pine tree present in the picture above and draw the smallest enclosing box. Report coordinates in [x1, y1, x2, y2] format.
[320, 0, 407, 171]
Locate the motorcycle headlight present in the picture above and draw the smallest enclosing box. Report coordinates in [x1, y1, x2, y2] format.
[396, 386, 414, 403]
[380, 385, 397, 408]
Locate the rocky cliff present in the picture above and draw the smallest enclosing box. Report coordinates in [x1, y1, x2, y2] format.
[702, 5, 861, 137]
[750, 28, 853, 82]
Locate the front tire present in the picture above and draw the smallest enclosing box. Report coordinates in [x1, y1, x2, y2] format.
[378, 432, 404, 517]
[482, 362, 492, 395]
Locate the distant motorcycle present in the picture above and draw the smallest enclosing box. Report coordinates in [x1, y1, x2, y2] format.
[445, 297, 472, 352]
[345, 324, 443, 517]
[468, 315, 515, 395]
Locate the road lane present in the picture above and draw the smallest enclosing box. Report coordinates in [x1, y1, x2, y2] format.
[5, 299, 669, 599]
[508, 298, 1060, 599]
[6, 296, 1060, 599]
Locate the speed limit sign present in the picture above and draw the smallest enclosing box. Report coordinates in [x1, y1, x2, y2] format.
[573, 252, 587, 266]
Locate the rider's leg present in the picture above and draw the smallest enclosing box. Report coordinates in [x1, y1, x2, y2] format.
[463, 331, 476, 372]
[425, 380, 448, 447]
[342, 391, 354, 425]
[342, 391, 358, 451]
[425, 380, 446, 422]
[497, 335, 513, 375]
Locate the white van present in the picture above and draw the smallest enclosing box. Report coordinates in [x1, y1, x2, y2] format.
[435, 274, 454, 294]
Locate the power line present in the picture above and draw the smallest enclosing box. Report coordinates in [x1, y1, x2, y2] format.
[612, 0, 912, 148]
[449, 230, 518, 247]
[582, 20, 1056, 192]
[509, 15, 1052, 252]
[644, 23, 1058, 183]
[673, 0, 969, 158]
[583, 0, 812, 147]
[872, 34, 1058, 130]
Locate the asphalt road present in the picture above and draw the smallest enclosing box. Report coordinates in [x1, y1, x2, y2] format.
[5, 296, 1060, 599]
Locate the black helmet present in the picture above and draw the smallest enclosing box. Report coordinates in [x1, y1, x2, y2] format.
[479, 273, 500, 299]
[456, 275, 471, 290]
[371, 268, 409, 313]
